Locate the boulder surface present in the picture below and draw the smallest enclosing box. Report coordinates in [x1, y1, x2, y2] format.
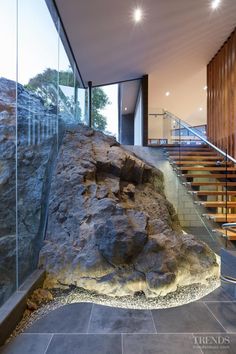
[40, 125, 219, 297]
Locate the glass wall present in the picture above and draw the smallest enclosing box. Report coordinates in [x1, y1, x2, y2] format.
[0, 0, 86, 307]
[134, 88, 143, 146]
[0, 0, 17, 305]
[119, 79, 142, 145]
[91, 84, 118, 137]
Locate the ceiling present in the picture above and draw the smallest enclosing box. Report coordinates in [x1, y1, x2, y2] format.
[55, 0, 236, 88]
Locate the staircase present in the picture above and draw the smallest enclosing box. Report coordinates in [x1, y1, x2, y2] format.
[165, 144, 236, 241]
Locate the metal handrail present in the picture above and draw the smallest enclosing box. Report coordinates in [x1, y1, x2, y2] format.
[221, 275, 236, 284]
[222, 223, 236, 229]
[161, 110, 236, 165]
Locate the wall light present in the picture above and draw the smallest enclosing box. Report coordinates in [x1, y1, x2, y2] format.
[211, 0, 221, 10]
[165, 91, 170, 97]
[203, 86, 207, 90]
[124, 107, 128, 111]
[199, 107, 203, 111]
[133, 7, 143, 23]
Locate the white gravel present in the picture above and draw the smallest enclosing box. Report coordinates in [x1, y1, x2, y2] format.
[9, 276, 220, 341]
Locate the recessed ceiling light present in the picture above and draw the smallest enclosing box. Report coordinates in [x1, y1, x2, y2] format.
[165, 91, 170, 97]
[204, 86, 207, 90]
[211, 0, 221, 10]
[133, 7, 143, 23]
[124, 107, 128, 111]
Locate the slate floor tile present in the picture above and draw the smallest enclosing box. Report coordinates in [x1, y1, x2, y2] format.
[46, 334, 122, 354]
[88, 304, 156, 334]
[193, 333, 236, 354]
[152, 302, 225, 333]
[0, 334, 52, 354]
[205, 302, 236, 333]
[123, 334, 202, 354]
[25, 303, 92, 334]
[199, 287, 234, 302]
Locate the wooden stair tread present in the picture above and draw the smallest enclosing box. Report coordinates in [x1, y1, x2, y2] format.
[214, 228, 236, 240]
[169, 156, 221, 160]
[193, 191, 236, 195]
[165, 145, 209, 148]
[174, 161, 231, 166]
[204, 214, 236, 222]
[183, 174, 236, 179]
[180, 167, 236, 171]
[200, 202, 236, 207]
[165, 145, 208, 148]
[166, 149, 211, 152]
[169, 154, 218, 157]
[190, 182, 236, 186]
[167, 150, 216, 153]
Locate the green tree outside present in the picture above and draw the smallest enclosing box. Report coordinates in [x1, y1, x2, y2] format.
[91, 87, 109, 131]
[26, 68, 110, 132]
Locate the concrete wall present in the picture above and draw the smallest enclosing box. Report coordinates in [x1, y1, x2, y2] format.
[120, 113, 134, 145]
[124, 146, 203, 228]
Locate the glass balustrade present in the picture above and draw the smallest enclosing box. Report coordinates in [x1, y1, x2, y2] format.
[148, 111, 236, 252]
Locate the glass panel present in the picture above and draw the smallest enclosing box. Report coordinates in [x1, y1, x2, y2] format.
[0, 0, 17, 306]
[99, 84, 118, 138]
[77, 86, 88, 125]
[91, 86, 117, 134]
[17, 0, 59, 285]
[164, 112, 228, 252]
[134, 89, 142, 146]
[0, 0, 87, 309]
[119, 79, 142, 145]
[58, 37, 76, 125]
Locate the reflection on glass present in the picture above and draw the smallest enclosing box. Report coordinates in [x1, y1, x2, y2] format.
[0, 0, 17, 306]
[0, 0, 87, 308]
[17, 0, 60, 285]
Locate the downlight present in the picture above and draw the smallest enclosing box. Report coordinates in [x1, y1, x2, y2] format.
[211, 0, 221, 10]
[133, 7, 143, 23]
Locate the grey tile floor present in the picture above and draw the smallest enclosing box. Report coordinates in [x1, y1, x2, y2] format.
[1, 287, 236, 354]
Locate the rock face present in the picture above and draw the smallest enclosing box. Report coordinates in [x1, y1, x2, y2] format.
[40, 125, 219, 297]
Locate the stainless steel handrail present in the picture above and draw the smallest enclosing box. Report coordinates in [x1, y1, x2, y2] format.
[220, 275, 236, 284]
[222, 223, 236, 229]
[162, 110, 236, 165]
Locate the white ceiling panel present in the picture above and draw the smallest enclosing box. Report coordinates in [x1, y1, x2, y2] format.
[55, 0, 236, 87]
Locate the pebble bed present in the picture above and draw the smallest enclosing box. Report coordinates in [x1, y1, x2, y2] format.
[9, 276, 220, 341]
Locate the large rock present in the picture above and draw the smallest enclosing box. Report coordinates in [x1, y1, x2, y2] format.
[40, 125, 219, 297]
[95, 209, 148, 265]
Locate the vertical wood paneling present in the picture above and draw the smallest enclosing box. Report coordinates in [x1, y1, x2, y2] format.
[207, 28, 236, 159]
[233, 30, 236, 158]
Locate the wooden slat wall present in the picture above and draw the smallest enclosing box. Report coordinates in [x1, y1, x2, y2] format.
[207, 28, 236, 159]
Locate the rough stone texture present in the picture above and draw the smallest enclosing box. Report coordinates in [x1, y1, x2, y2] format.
[0, 78, 60, 305]
[40, 125, 219, 297]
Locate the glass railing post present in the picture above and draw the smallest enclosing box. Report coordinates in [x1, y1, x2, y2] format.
[225, 149, 228, 248]
[88, 81, 92, 128]
[177, 118, 181, 214]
